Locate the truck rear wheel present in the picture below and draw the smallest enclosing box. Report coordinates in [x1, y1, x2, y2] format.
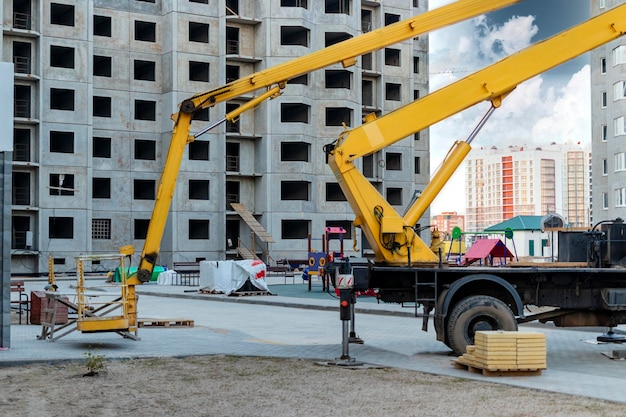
[446, 295, 517, 356]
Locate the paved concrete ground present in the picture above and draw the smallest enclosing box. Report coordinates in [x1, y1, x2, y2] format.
[4, 277, 626, 404]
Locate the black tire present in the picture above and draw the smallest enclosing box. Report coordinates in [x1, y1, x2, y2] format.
[446, 295, 517, 356]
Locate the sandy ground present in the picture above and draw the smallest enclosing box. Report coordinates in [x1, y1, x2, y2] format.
[0, 354, 623, 417]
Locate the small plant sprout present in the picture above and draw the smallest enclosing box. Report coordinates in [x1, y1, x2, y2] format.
[83, 351, 108, 377]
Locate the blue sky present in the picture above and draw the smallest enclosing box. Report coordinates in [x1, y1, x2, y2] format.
[489, 0, 590, 80]
[428, 0, 592, 214]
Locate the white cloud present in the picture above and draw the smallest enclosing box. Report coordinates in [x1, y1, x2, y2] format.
[428, 10, 591, 215]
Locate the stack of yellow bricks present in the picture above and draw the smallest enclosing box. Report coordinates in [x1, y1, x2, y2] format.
[455, 330, 546, 376]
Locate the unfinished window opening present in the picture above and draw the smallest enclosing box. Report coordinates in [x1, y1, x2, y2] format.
[290, 74, 308, 85]
[386, 152, 402, 170]
[50, 174, 74, 196]
[414, 131, 420, 141]
[50, 131, 74, 153]
[51, 3, 74, 26]
[190, 61, 210, 82]
[414, 156, 421, 174]
[281, 26, 309, 47]
[226, 65, 239, 83]
[189, 22, 209, 43]
[413, 0, 419, 7]
[134, 219, 150, 240]
[92, 177, 111, 199]
[194, 108, 210, 122]
[137, 0, 155, 3]
[49, 217, 73, 239]
[189, 179, 210, 200]
[12, 172, 30, 205]
[226, 0, 239, 15]
[325, 32, 351, 47]
[362, 154, 374, 178]
[189, 140, 209, 160]
[94, 55, 112, 77]
[13, 0, 32, 30]
[387, 188, 402, 205]
[134, 179, 156, 200]
[226, 219, 239, 249]
[92, 219, 111, 240]
[93, 137, 111, 158]
[13, 41, 32, 74]
[281, 0, 308, 7]
[135, 20, 156, 42]
[14, 85, 31, 118]
[281, 142, 309, 162]
[226, 26, 239, 54]
[226, 142, 240, 171]
[134, 100, 156, 121]
[226, 103, 240, 133]
[281, 181, 310, 201]
[414, 90, 420, 100]
[189, 220, 210, 239]
[281, 103, 310, 123]
[190, 0, 209, 3]
[361, 9, 372, 32]
[386, 83, 401, 101]
[134, 139, 156, 160]
[325, 182, 347, 202]
[50, 45, 74, 68]
[325, 0, 350, 14]
[362, 79, 374, 106]
[13, 128, 30, 162]
[134, 60, 156, 81]
[94, 15, 111, 37]
[385, 13, 400, 26]
[325, 70, 351, 89]
[362, 53, 373, 71]
[385, 48, 401, 66]
[12, 216, 30, 249]
[50, 88, 74, 111]
[413, 56, 420, 73]
[93, 96, 112, 117]
[281, 219, 310, 239]
[326, 107, 352, 127]
[226, 181, 240, 209]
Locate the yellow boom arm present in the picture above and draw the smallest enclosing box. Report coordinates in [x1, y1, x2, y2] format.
[132, 0, 521, 282]
[328, 4, 626, 265]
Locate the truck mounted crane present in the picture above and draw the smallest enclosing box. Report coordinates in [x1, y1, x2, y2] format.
[130, 0, 523, 284]
[109, 0, 626, 356]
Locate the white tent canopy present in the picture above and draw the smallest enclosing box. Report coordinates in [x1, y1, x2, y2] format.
[199, 260, 270, 294]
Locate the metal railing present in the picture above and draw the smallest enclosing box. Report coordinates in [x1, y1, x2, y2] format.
[14, 99, 31, 118]
[226, 39, 239, 55]
[13, 12, 31, 30]
[226, 155, 240, 171]
[13, 56, 30, 74]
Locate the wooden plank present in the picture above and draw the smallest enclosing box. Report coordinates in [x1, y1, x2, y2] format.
[452, 359, 543, 376]
[229, 291, 270, 297]
[138, 318, 194, 328]
[230, 203, 275, 243]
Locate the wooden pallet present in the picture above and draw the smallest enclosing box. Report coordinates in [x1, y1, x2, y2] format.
[452, 359, 543, 377]
[137, 318, 194, 328]
[229, 291, 271, 297]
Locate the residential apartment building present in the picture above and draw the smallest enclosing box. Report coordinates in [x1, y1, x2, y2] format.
[591, 0, 626, 224]
[464, 143, 590, 232]
[3, 0, 430, 274]
[431, 211, 464, 236]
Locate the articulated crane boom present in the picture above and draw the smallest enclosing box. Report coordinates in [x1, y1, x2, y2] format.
[327, 4, 626, 265]
[131, 0, 521, 283]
